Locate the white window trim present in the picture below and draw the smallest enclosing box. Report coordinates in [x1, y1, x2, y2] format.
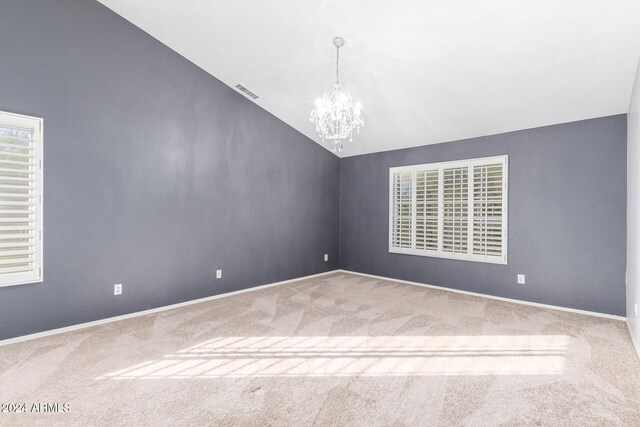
[389, 155, 508, 265]
[0, 111, 43, 287]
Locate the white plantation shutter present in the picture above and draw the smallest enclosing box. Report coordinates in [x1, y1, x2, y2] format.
[0, 111, 43, 287]
[389, 168, 413, 250]
[415, 169, 439, 251]
[390, 156, 507, 264]
[471, 159, 507, 262]
[442, 166, 469, 256]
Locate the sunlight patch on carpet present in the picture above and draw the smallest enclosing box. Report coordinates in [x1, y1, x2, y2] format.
[96, 335, 569, 379]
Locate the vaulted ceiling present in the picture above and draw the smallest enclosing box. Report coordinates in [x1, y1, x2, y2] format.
[98, 0, 640, 157]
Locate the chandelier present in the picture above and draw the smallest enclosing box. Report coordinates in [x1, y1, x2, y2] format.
[310, 37, 363, 153]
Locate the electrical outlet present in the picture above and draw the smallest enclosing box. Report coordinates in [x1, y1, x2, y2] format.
[216, 269, 222, 279]
[324, 254, 329, 262]
[517, 274, 525, 285]
[114, 283, 122, 295]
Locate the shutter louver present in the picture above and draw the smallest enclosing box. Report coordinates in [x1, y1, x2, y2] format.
[415, 169, 438, 251]
[390, 170, 413, 249]
[0, 112, 42, 287]
[442, 166, 468, 254]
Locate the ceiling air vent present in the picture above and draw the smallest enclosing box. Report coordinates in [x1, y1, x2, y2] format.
[235, 84, 260, 100]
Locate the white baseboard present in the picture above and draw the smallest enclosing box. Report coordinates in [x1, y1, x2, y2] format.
[338, 270, 626, 321]
[0, 270, 339, 347]
[3, 268, 629, 349]
[628, 322, 640, 360]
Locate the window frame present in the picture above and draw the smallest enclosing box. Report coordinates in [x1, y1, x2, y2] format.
[389, 155, 508, 265]
[0, 111, 44, 287]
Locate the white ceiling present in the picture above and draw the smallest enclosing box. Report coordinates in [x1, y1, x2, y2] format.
[98, 0, 640, 157]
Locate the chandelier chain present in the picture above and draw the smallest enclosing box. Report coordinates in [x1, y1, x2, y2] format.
[336, 44, 340, 86]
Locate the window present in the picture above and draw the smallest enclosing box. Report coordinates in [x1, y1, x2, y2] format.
[389, 155, 507, 264]
[0, 111, 43, 287]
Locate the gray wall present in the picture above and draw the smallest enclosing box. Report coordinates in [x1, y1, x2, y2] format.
[0, 0, 339, 340]
[340, 115, 627, 316]
[627, 58, 640, 350]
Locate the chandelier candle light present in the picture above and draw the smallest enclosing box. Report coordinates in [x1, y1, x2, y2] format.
[310, 37, 363, 153]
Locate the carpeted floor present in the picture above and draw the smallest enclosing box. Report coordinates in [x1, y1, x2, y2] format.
[0, 272, 639, 426]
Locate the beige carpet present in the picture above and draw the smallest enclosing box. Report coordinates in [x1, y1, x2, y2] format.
[0, 272, 639, 426]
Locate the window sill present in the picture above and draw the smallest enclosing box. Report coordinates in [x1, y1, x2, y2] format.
[388, 248, 507, 265]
